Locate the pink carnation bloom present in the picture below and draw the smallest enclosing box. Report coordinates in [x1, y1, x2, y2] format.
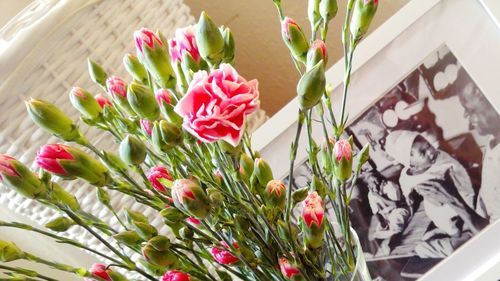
[146, 166, 173, 192]
[174, 64, 259, 146]
[301, 191, 324, 228]
[211, 241, 240, 265]
[169, 25, 200, 64]
[279, 257, 301, 279]
[36, 144, 74, 176]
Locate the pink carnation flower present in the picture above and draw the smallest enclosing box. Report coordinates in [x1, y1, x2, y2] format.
[169, 25, 200, 64]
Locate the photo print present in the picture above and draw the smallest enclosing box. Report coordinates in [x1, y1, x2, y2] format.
[285, 45, 500, 281]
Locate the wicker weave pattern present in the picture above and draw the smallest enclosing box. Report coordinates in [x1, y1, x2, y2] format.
[0, 0, 195, 264]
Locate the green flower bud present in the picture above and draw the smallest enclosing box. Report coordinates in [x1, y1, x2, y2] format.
[350, 0, 378, 43]
[333, 139, 353, 182]
[253, 158, 274, 187]
[297, 60, 326, 110]
[0, 240, 24, 262]
[119, 135, 147, 165]
[160, 208, 186, 225]
[142, 236, 178, 267]
[124, 208, 149, 224]
[96, 187, 110, 206]
[69, 87, 102, 120]
[152, 120, 183, 152]
[172, 179, 211, 219]
[87, 59, 108, 88]
[308, 0, 321, 26]
[355, 143, 370, 173]
[108, 271, 130, 281]
[123, 53, 148, 84]
[320, 0, 338, 23]
[218, 140, 242, 156]
[113, 231, 144, 247]
[134, 28, 176, 89]
[138, 259, 167, 276]
[132, 221, 158, 240]
[179, 226, 194, 239]
[196, 12, 225, 65]
[45, 216, 74, 232]
[311, 175, 327, 198]
[0, 155, 46, 199]
[281, 17, 309, 63]
[26, 99, 86, 143]
[292, 186, 309, 203]
[206, 187, 224, 206]
[220, 26, 235, 64]
[49, 183, 81, 211]
[264, 179, 286, 210]
[127, 82, 160, 121]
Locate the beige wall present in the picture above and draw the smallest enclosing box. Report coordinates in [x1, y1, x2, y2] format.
[185, 0, 409, 116]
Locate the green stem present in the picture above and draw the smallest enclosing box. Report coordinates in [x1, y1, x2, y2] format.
[0, 264, 58, 281]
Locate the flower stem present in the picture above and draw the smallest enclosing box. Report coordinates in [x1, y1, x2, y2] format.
[0, 264, 58, 281]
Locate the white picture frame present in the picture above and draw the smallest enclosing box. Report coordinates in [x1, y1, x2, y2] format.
[252, 0, 500, 280]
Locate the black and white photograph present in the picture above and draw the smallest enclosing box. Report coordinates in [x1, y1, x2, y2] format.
[286, 45, 500, 280]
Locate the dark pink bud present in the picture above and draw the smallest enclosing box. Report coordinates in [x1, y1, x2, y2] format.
[211, 241, 239, 265]
[155, 89, 173, 106]
[301, 191, 324, 228]
[94, 93, 112, 109]
[281, 17, 300, 42]
[186, 217, 200, 225]
[147, 166, 173, 192]
[279, 257, 301, 279]
[106, 76, 127, 99]
[169, 25, 200, 64]
[333, 139, 352, 161]
[134, 27, 163, 55]
[0, 155, 19, 181]
[161, 270, 190, 281]
[36, 144, 74, 176]
[85, 263, 111, 281]
[140, 119, 153, 136]
[311, 39, 327, 61]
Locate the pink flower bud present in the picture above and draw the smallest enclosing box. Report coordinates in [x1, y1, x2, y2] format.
[94, 93, 112, 109]
[279, 257, 301, 279]
[106, 76, 127, 99]
[0, 155, 19, 181]
[155, 89, 173, 106]
[211, 241, 239, 265]
[134, 27, 164, 55]
[172, 179, 211, 219]
[301, 191, 324, 228]
[169, 25, 200, 64]
[140, 119, 153, 136]
[311, 39, 327, 61]
[85, 263, 111, 281]
[147, 166, 173, 192]
[186, 217, 200, 225]
[264, 179, 286, 209]
[281, 17, 300, 42]
[36, 144, 74, 176]
[161, 270, 190, 281]
[333, 139, 352, 161]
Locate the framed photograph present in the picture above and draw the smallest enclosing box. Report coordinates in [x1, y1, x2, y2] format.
[252, 0, 500, 280]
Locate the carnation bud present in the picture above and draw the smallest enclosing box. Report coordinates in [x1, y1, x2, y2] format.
[355, 143, 370, 173]
[297, 60, 326, 110]
[133, 221, 158, 240]
[123, 53, 148, 84]
[49, 183, 81, 211]
[306, 40, 327, 70]
[36, 144, 111, 186]
[320, 0, 338, 23]
[238, 153, 254, 182]
[301, 192, 325, 249]
[94, 93, 113, 110]
[281, 17, 309, 63]
[113, 231, 144, 248]
[161, 270, 191, 281]
[211, 242, 239, 265]
[128, 82, 160, 121]
[160, 208, 186, 225]
[196, 12, 225, 65]
[142, 236, 178, 267]
[218, 140, 242, 156]
[0, 240, 24, 262]
[0, 154, 46, 199]
[26, 99, 86, 143]
[350, 0, 378, 43]
[220, 26, 235, 64]
[308, 0, 321, 26]
[333, 139, 353, 181]
[206, 187, 224, 206]
[134, 28, 176, 89]
[253, 158, 274, 187]
[172, 179, 211, 219]
[87, 59, 108, 88]
[179, 226, 194, 239]
[96, 187, 110, 206]
[119, 135, 147, 165]
[152, 120, 183, 152]
[87, 263, 112, 281]
[107, 271, 129, 281]
[106, 76, 134, 115]
[69, 87, 102, 119]
[147, 166, 173, 192]
[125, 208, 149, 224]
[264, 179, 286, 210]
[279, 257, 301, 279]
[101, 151, 127, 174]
[292, 186, 309, 204]
[140, 119, 153, 137]
[45, 216, 74, 232]
[311, 175, 327, 198]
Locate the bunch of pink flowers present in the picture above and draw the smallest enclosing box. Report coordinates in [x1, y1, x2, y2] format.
[0, 0, 378, 280]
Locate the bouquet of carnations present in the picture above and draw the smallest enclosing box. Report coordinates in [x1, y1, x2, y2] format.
[0, 0, 378, 280]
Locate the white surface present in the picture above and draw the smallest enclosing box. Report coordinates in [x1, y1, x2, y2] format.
[254, 0, 500, 280]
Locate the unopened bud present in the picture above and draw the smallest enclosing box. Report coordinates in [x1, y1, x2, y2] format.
[320, 0, 338, 23]
[128, 82, 160, 121]
[253, 158, 274, 187]
[152, 120, 183, 152]
[350, 0, 378, 43]
[69, 87, 102, 119]
[123, 53, 148, 84]
[113, 231, 144, 247]
[297, 60, 326, 110]
[281, 17, 309, 63]
[196, 12, 225, 65]
[87, 59, 108, 88]
[0, 240, 24, 262]
[45, 216, 74, 232]
[119, 135, 147, 165]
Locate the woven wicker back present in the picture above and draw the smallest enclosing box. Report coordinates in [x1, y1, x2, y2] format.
[0, 0, 194, 259]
